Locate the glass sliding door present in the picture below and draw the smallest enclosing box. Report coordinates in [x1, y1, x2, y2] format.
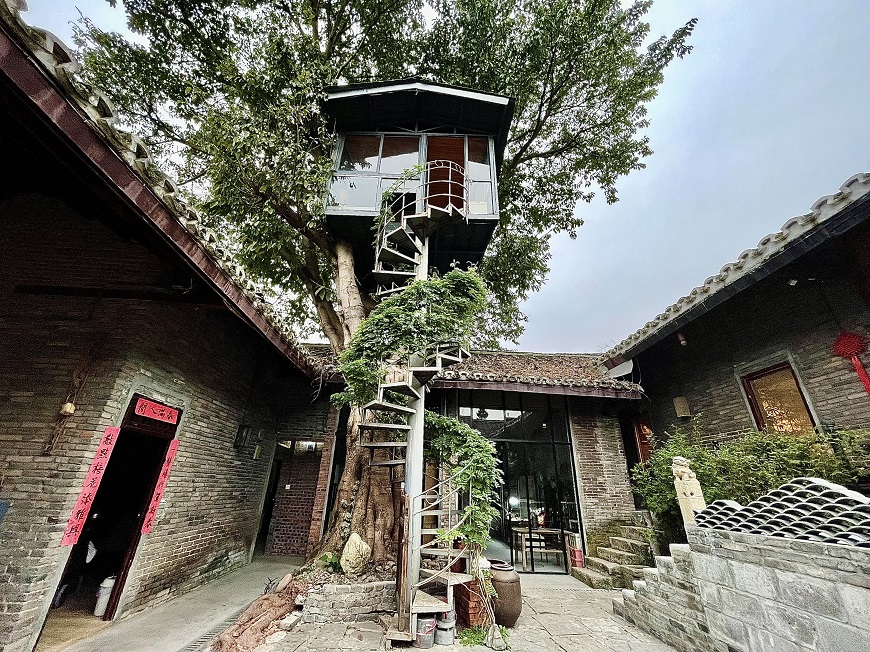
[453, 389, 581, 573]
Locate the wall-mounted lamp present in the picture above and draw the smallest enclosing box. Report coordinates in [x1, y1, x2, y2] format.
[677, 332, 687, 347]
[59, 402, 76, 416]
[674, 396, 692, 418]
[787, 279, 798, 287]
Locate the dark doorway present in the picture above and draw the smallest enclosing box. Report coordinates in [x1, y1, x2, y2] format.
[54, 430, 168, 613]
[256, 458, 283, 553]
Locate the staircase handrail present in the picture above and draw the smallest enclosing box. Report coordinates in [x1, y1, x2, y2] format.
[375, 159, 470, 248]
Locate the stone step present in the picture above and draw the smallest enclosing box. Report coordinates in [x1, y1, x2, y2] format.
[618, 565, 648, 588]
[597, 546, 646, 566]
[585, 556, 622, 576]
[611, 596, 625, 619]
[570, 565, 614, 590]
[618, 525, 653, 541]
[608, 536, 651, 555]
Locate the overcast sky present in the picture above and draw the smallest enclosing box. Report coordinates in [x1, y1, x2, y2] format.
[24, 1, 870, 354]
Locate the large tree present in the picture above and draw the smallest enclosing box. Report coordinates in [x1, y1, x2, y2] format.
[75, 0, 695, 560]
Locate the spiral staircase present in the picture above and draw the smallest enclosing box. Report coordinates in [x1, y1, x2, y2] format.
[361, 161, 478, 642]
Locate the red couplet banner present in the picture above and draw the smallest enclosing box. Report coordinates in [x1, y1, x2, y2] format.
[134, 397, 179, 424]
[141, 439, 179, 534]
[61, 426, 120, 546]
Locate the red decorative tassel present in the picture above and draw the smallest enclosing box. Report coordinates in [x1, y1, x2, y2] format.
[833, 332, 870, 396]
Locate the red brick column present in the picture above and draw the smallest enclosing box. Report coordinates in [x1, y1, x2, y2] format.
[306, 406, 339, 553]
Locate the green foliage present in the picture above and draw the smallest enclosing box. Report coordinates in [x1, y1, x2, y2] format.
[74, 0, 695, 346]
[332, 269, 487, 407]
[317, 552, 342, 574]
[458, 625, 487, 646]
[632, 419, 858, 546]
[425, 411, 503, 550]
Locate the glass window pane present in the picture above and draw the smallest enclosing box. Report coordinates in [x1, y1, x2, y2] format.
[379, 136, 420, 174]
[328, 175, 379, 210]
[554, 444, 580, 533]
[469, 181, 493, 214]
[746, 366, 814, 434]
[548, 396, 568, 442]
[458, 389, 472, 425]
[338, 135, 380, 171]
[466, 137, 491, 179]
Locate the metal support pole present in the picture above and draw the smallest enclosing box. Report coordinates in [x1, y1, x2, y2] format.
[403, 234, 429, 613]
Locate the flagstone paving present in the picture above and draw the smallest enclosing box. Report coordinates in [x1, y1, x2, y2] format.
[263, 574, 675, 652]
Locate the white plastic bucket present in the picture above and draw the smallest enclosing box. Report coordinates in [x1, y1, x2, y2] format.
[93, 576, 116, 617]
[414, 616, 436, 648]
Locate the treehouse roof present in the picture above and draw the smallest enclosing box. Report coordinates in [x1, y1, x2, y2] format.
[324, 77, 515, 168]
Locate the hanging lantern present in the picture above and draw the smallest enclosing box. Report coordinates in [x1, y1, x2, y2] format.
[832, 332, 870, 396]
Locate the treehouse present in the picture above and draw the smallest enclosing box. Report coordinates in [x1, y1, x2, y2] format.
[323, 78, 515, 294]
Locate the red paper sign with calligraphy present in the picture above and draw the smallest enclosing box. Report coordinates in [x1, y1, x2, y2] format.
[61, 426, 120, 546]
[134, 398, 179, 425]
[141, 439, 179, 534]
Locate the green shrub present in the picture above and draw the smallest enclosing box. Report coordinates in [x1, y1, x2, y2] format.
[632, 418, 857, 547]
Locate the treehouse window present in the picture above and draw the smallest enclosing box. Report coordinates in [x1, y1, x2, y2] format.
[741, 362, 815, 434]
[328, 134, 496, 215]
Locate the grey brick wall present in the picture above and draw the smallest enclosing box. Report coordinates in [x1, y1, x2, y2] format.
[570, 399, 637, 539]
[0, 194, 330, 650]
[637, 258, 870, 443]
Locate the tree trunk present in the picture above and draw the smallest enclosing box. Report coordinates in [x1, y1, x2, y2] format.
[310, 239, 399, 563]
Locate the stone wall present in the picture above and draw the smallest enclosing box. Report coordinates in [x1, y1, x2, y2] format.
[301, 581, 396, 623]
[619, 527, 870, 652]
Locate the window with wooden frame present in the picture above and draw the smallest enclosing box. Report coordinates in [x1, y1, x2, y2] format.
[741, 362, 815, 434]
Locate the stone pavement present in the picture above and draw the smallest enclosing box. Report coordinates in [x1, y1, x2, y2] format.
[263, 573, 676, 652]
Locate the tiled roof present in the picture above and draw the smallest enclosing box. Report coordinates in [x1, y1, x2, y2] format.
[437, 351, 642, 394]
[604, 172, 870, 362]
[0, 2, 320, 376]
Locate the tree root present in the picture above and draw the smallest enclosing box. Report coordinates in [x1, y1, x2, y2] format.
[210, 577, 308, 652]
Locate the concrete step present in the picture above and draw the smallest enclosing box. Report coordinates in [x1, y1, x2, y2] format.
[619, 565, 648, 588]
[618, 525, 653, 540]
[611, 596, 625, 618]
[597, 547, 646, 566]
[570, 565, 614, 590]
[608, 536, 651, 555]
[585, 556, 622, 576]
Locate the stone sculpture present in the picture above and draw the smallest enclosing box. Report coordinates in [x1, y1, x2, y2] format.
[340, 532, 372, 575]
[672, 456, 707, 525]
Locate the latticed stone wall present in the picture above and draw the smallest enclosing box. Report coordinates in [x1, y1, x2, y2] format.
[618, 477, 870, 652]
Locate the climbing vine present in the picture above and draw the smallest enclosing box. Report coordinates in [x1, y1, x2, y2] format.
[425, 410, 503, 550]
[331, 269, 487, 408]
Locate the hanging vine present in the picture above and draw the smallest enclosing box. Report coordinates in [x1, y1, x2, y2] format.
[331, 268, 487, 408]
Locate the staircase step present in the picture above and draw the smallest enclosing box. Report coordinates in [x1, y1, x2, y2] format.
[363, 400, 416, 415]
[380, 382, 420, 399]
[609, 536, 651, 555]
[373, 269, 416, 286]
[420, 547, 470, 558]
[385, 226, 421, 255]
[411, 590, 451, 614]
[420, 528, 447, 535]
[585, 556, 622, 576]
[374, 284, 408, 299]
[359, 422, 412, 432]
[360, 441, 408, 448]
[419, 568, 474, 586]
[377, 246, 418, 267]
[370, 459, 406, 467]
[409, 367, 439, 385]
[597, 547, 646, 566]
[419, 508, 453, 516]
[385, 628, 415, 642]
[570, 566, 614, 590]
[618, 525, 654, 541]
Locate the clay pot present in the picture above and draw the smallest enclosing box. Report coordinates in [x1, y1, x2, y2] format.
[489, 560, 522, 628]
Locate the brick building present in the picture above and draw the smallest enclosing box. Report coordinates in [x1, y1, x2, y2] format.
[603, 173, 870, 447]
[0, 12, 337, 651]
[429, 351, 644, 572]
